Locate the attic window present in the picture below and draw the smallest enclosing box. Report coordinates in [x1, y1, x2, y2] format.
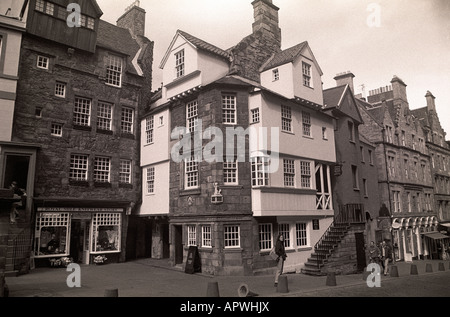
[273, 69, 279, 81]
[175, 50, 185, 78]
[106, 55, 123, 87]
[302, 62, 312, 88]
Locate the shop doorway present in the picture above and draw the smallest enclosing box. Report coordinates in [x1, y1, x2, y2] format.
[174, 225, 183, 265]
[70, 220, 90, 264]
[162, 223, 170, 259]
[355, 232, 366, 271]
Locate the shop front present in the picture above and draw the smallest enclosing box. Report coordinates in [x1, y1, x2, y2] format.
[33, 207, 123, 266]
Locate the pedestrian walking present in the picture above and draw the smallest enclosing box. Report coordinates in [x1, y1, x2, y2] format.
[380, 240, 392, 275]
[274, 234, 287, 287]
[368, 241, 380, 265]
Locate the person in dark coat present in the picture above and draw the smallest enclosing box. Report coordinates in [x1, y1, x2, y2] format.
[274, 234, 287, 287]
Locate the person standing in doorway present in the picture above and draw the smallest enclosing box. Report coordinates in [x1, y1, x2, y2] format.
[274, 234, 287, 287]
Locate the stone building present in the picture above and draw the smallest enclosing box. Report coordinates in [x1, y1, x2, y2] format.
[303, 71, 380, 275]
[357, 75, 438, 261]
[411, 91, 450, 248]
[11, 0, 153, 268]
[0, 0, 39, 277]
[140, 0, 337, 275]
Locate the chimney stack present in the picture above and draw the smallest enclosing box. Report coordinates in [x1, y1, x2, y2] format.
[390, 75, 408, 103]
[252, 0, 281, 46]
[117, 0, 146, 37]
[334, 71, 355, 93]
[425, 91, 436, 112]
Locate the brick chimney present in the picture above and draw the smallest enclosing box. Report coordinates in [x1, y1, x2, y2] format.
[252, 0, 281, 46]
[117, 1, 146, 37]
[425, 91, 436, 112]
[334, 71, 355, 93]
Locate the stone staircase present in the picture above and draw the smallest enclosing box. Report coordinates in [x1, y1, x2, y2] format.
[301, 223, 350, 276]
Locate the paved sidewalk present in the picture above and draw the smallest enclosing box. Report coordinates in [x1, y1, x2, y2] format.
[4, 258, 450, 297]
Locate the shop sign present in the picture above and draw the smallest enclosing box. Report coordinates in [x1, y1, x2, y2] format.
[37, 207, 124, 213]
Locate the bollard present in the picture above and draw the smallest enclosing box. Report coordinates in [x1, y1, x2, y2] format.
[410, 264, 418, 275]
[206, 281, 220, 297]
[237, 283, 258, 297]
[104, 288, 118, 297]
[426, 263, 433, 273]
[390, 265, 399, 277]
[326, 272, 337, 287]
[277, 275, 289, 293]
[438, 262, 445, 271]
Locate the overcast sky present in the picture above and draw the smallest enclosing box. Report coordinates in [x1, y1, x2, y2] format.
[72, 1, 450, 136]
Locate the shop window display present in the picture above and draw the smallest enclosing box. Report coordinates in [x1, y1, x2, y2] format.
[91, 213, 121, 253]
[34, 213, 70, 257]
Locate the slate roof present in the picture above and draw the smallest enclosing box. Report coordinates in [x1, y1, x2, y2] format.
[261, 41, 308, 71]
[323, 85, 347, 109]
[177, 30, 231, 61]
[97, 20, 141, 76]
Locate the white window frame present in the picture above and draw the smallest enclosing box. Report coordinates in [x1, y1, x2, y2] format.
[93, 156, 111, 183]
[302, 111, 311, 137]
[224, 225, 240, 249]
[251, 156, 269, 187]
[186, 100, 199, 133]
[106, 55, 123, 87]
[300, 161, 311, 188]
[35, 0, 45, 12]
[146, 166, 155, 194]
[45, 2, 54, 15]
[222, 94, 237, 125]
[251, 108, 260, 124]
[283, 159, 295, 187]
[281, 105, 292, 133]
[187, 225, 197, 247]
[97, 101, 113, 131]
[51, 123, 63, 137]
[302, 62, 312, 88]
[119, 159, 132, 184]
[91, 213, 121, 254]
[185, 156, 199, 189]
[145, 116, 154, 144]
[70, 154, 88, 181]
[223, 159, 238, 185]
[37, 55, 49, 70]
[259, 224, 273, 251]
[202, 225, 212, 248]
[273, 68, 279, 81]
[55, 82, 66, 98]
[175, 49, 185, 78]
[278, 223, 292, 249]
[121, 107, 134, 134]
[34, 212, 71, 258]
[73, 97, 91, 127]
[296, 222, 309, 247]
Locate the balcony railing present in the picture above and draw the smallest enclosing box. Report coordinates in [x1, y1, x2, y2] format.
[336, 203, 365, 224]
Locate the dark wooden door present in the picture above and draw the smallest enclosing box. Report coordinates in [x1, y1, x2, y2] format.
[355, 232, 367, 271]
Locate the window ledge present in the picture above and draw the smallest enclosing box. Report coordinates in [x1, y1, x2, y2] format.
[69, 180, 89, 187]
[73, 125, 92, 132]
[120, 133, 135, 140]
[97, 129, 113, 135]
[119, 183, 133, 189]
[166, 70, 201, 89]
[223, 247, 243, 253]
[94, 182, 112, 188]
[179, 188, 201, 197]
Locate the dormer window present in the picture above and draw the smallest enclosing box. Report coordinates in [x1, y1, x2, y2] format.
[273, 69, 279, 81]
[175, 49, 185, 78]
[302, 62, 312, 88]
[106, 55, 123, 87]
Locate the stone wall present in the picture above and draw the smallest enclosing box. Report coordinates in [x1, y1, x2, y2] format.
[323, 224, 366, 275]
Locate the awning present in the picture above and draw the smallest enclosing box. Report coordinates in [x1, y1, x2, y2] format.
[440, 223, 450, 228]
[423, 232, 449, 240]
